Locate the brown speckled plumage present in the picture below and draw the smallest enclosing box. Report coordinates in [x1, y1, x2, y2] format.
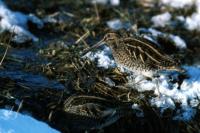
[82, 32, 182, 77]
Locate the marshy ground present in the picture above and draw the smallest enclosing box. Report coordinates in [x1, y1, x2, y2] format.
[0, 0, 200, 133]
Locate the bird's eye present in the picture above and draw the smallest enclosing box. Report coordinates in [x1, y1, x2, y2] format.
[105, 33, 117, 41]
[105, 34, 111, 40]
[107, 34, 111, 38]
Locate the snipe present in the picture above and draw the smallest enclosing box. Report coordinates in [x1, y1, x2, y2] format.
[81, 32, 183, 95]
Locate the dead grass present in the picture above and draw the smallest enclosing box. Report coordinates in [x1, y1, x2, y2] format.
[0, 0, 200, 133]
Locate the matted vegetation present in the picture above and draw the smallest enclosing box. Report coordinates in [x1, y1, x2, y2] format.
[0, 0, 200, 133]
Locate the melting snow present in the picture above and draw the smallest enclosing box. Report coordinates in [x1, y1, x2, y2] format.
[169, 34, 187, 49]
[110, 0, 120, 6]
[84, 46, 116, 69]
[152, 0, 200, 31]
[106, 19, 131, 30]
[160, 0, 194, 9]
[0, 109, 60, 133]
[141, 28, 187, 49]
[104, 77, 116, 86]
[0, 0, 43, 43]
[183, 0, 200, 31]
[150, 96, 175, 114]
[151, 12, 172, 27]
[91, 0, 120, 6]
[185, 13, 200, 30]
[91, 0, 108, 4]
[107, 19, 123, 30]
[85, 39, 198, 121]
[135, 66, 200, 120]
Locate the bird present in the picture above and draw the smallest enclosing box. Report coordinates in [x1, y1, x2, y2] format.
[63, 95, 134, 130]
[81, 31, 183, 96]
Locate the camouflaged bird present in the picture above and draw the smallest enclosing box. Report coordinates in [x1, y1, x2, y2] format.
[82, 32, 183, 78]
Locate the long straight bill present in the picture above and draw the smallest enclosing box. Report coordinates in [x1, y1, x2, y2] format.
[81, 39, 105, 56]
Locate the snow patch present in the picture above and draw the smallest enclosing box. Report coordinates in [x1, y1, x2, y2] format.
[84, 46, 116, 69]
[154, 0, 200, 31]
[110, 0, 120, 6]
[104, 77, 115, 86]
[151, 12, 172, 27]
[169, 34, 187, 49]
[0, 109, 60, 133]
[141, 28, 187, 49]
[91, 0, 108, 4]
[196, 0, 200, 13]
[106, 19, 131, 30]
[91, 0, 120, 6]
[107, 19, 123, 30]
[0, 0, 43, 43]
[183, 0, 200, 31]
[185, 13, 200, 30]
[160, 0, 195, 9]
[134, 66, 200, 120]
[150, 96, 175, 114]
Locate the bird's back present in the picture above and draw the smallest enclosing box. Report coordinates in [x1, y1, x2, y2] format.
[108, 35, 179, 76]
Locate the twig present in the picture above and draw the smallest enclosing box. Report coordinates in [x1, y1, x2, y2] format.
[14, 99, 24, 118]
[75, 30, 90, 44]
[0, 45, 9, 66]
[0, 27, 15, 66]
[94, 1, 100, 21]
[16, 100, 24, 113]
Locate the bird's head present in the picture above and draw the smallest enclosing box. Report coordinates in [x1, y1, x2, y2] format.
[163, 58, 185, 73]
[81, 32, 120, 56]
[103, 32, 120, 44]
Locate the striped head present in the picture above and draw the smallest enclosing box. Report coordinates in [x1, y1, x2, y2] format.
[81, 33, 120, 56]
[103, 33, 120, 43]
[159, 57, 184, 72]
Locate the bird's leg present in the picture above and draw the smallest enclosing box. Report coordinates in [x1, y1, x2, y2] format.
[135, 76, 162, 97]
[153, 76, 161, 97]
[125, 75, 148, 89]
[134, 76, 146, 85]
